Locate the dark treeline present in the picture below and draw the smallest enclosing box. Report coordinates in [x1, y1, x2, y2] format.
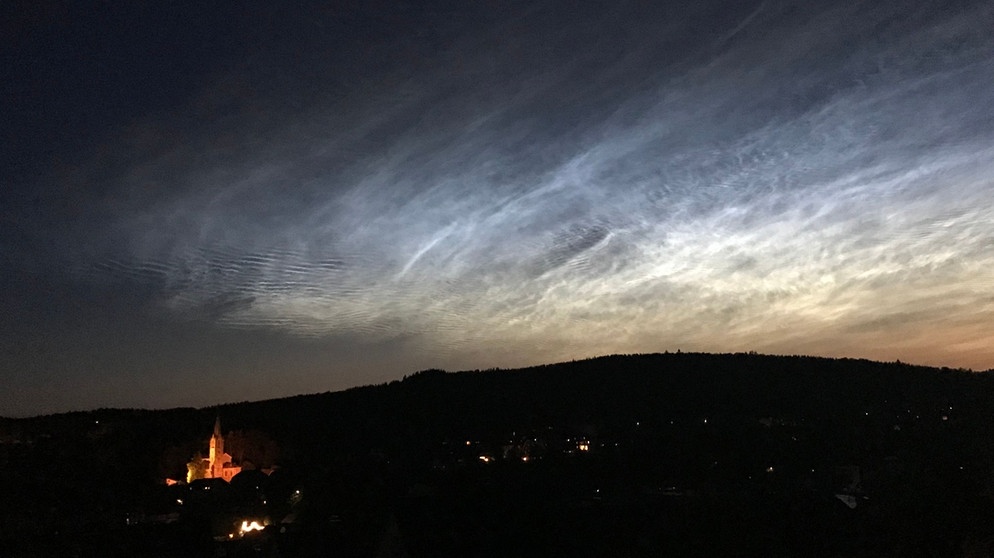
[3, 352, 994, 556]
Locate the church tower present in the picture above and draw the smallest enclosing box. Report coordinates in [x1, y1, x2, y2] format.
[209, 416, 225, 479]
[186, 416, 241, 483]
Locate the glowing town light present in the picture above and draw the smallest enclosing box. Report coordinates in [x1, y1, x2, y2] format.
[239, 520, 265, 535]
[577, 442, 590, 452]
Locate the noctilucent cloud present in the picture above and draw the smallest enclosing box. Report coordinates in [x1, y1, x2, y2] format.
[3, 0, 993, 415]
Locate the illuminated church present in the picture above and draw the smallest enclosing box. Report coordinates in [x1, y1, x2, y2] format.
[188, 417, 242, 483]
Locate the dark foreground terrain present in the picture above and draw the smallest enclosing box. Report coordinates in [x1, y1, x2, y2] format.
[4, 352, 994, 556]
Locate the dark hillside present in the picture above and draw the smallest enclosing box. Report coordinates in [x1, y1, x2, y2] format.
[4, 353, 994, 556]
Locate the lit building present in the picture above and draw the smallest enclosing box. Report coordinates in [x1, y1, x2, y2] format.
[186, 417, 242, 483]
[208, 417, 242, 482]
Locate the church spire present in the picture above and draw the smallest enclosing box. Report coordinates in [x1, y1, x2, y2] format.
[209, 416, 225, 479]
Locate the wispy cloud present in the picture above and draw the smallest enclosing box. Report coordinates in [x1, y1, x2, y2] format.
[53, 0, 994, 375]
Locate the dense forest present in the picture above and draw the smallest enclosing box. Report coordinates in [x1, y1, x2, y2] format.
[3, 352, 994, 556]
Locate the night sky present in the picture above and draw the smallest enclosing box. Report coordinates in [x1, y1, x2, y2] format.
[3, 0, 993, 416]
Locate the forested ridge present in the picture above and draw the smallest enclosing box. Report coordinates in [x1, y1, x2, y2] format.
[4, 352, 994, 556]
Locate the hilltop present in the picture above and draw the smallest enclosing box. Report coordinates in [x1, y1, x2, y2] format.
[4, 352, 994, 556]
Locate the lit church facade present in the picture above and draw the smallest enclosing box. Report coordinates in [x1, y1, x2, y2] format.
[185, 417, 242, 483]
[208, 416, 242, 482]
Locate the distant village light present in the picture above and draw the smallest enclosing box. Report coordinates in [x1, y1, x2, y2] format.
[240, 520, 265, 535]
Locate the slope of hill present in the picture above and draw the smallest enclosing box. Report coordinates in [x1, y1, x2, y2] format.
[3, 352, 994, 556]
